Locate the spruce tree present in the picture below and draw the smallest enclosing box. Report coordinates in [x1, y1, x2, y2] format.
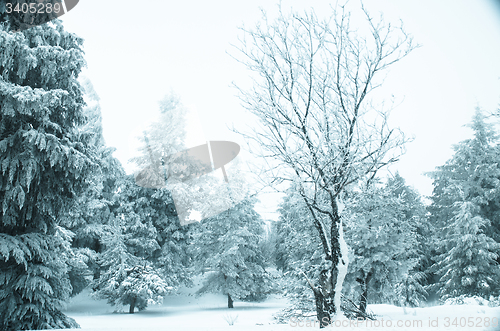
[0, 19, 94, 329]
[395, 271, 428, 309]
[274, 183, 324, 304]
[432, 200, 500, 299]
[427, 109, 500, 299]
[66, 78, 125, 296]
[343, 178, 418, 313]
[91, 221, 170, 313]
[129, 92, 194, 287]
[151, 186, 193, 288]
[90, 173, 193, 311]
[428, 109, 500, 244]
[386, 173, 429, 308]
[112, 174, 193, 289]
[192, 174, 273, 308]
[132, 92, 186, 190]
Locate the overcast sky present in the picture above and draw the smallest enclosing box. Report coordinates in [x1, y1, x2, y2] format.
[61, 0, 500, 219]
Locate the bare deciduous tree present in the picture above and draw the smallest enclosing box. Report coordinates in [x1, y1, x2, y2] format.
[233, 3, 416, 327]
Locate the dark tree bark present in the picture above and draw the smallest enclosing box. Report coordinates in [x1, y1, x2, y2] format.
[129, 297, 136, 314]
[227, 294, 234, 309]
[313, 288, 331, 328]
[302, 270, 335, 328]
[357, 269, 373, 315]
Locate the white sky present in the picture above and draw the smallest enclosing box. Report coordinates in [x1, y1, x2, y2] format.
[61, 0, 500, 219]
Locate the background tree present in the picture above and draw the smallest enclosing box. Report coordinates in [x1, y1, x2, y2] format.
[0, 20, 94, 329]
[115, 174, 193, 288]
[65, 78, 125, 296]
[90, 92, 196, 312]
[274, 183, 323, 305]
[132, 91, 187, 190]
[343, 176, 420, 315]
[90, 172, 194, 311]
[431, 199, 499, 300]
[427, 109, 500, 300]
[386, 174, 429, 309]
[129, 92, 195, 288]
[233, 4, 415, 326]
[91, 220, 170, 313]
[191, 172, 273, 308]
[427, 109, 500, 241]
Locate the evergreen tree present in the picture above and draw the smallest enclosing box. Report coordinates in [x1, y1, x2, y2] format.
[428, 109, 500, 244]
[0, 20, 94, 329]
[386, 174, 429, 308]
[87, 171, 193, 309]
[395, 271, 428, 309]
[132, 92, 186, 190]
[427, 109, 500, 299]
[151, 187, 193, 288]
[124, 92, 194, 292]
[90, 172, 193, 310]
[112, 177, 161, 260]
[66, 78, 125, 296]
[92, 222, 170, 313]
[274, 183, 323, 304]
[343, 178, 418, 314]
[431, 199, 500, 300]
[112, 174, 193, 288]
[192, 174, 273, 308]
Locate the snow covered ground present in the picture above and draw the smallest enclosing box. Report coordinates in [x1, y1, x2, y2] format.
[62, 290, 500, 331]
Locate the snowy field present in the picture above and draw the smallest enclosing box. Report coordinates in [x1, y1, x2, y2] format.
[62, 291, 500, 331]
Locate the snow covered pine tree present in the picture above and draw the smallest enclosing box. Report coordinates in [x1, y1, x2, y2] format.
[0, 18, 96, 329]
[66, 78, 126, 296]
[343, 177, 420, 314]
[91, 221, 170, 313]
[191, 173, 273, 308]
[427, 109, 500, 300]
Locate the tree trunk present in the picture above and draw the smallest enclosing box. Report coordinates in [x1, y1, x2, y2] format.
[359, 283, 368, 314]
[309, 203, 349, 328]
[301, 269, 334, 328]
[313, 288, 332, 328]
[357, 269, 373, 315]
[227, 293, 234, 309]
[129, 297, 136, 314]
